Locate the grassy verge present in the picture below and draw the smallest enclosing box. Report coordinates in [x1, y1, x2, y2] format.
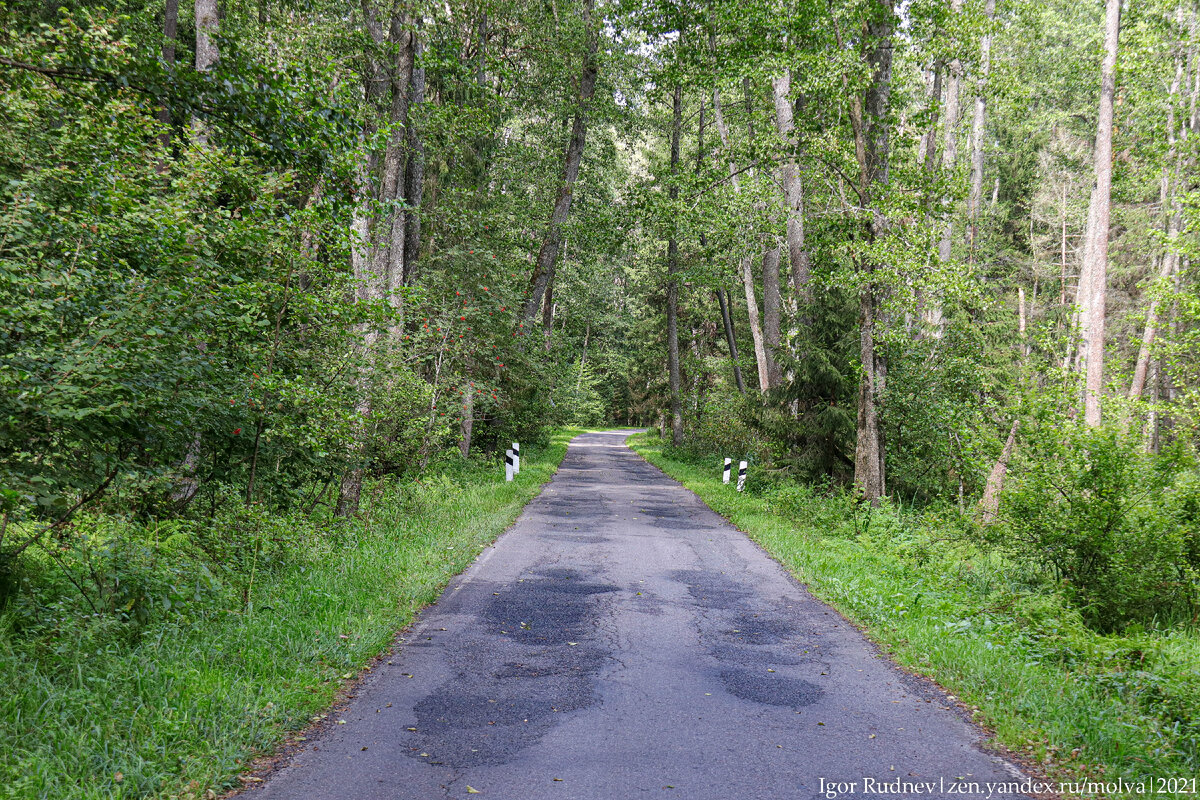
[630, 433, 1200, 796]
[0, 429, 578, 800]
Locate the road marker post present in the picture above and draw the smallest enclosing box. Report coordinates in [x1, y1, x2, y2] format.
[723, 458, 732, 484]
[737, 461, 747, 492]
[512, 442, 520, 474]
[505, 449, 514, 482]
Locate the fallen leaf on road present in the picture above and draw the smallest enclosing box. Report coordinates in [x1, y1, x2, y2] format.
[466, 786, 481, 794]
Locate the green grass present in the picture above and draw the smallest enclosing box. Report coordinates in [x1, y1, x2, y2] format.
[630, 433, 1200, 796]
[0, 429, 578, 800]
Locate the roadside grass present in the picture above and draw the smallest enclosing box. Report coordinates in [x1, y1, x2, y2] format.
[0, 429, 577, 800]
[630, 433, 1200, 796]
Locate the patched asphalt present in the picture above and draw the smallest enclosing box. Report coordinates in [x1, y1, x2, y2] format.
[249, 430, 1028, 799]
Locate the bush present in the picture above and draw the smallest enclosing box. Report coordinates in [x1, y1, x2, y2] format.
[995, 422, 1200, 632]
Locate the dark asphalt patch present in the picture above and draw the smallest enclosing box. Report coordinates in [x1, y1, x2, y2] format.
[708, 643, 806, 665]
[718, 669, 824, 708]
[725, 613, 801, 645]
[671, 569, 754, 609]
[402, 569, 615, 768]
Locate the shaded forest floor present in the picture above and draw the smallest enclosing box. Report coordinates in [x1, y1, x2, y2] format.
[0, 430, 579, 800]
[630, 433, 1200, 793]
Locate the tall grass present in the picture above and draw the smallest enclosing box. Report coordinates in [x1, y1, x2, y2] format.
[0, 430, 577, 800]
[631, 434, 1200, 795]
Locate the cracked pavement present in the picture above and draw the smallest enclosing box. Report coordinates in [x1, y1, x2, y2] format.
[249, 430, 1027, 799]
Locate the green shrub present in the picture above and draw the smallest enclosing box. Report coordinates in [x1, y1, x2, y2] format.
[996, 422, 1200, 632]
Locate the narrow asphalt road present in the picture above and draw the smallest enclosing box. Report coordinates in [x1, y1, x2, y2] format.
[251, 430, 1027, 800]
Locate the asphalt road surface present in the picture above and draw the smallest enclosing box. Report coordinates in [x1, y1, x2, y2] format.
[250, 430, 1027, 800]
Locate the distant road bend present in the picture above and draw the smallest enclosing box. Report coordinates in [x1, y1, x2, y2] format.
[251, 430, 1028, 800]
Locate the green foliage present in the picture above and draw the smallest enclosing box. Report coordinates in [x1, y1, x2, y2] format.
[0, 432, 574, 800]
[996, 421, 1200, 632]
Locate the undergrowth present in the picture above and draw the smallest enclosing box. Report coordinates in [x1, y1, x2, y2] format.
[0, 429, 578, 800]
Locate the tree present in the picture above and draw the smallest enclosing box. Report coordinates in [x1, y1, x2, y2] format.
[848, 0, 896, 504]
[1076, 0, 1122, 427]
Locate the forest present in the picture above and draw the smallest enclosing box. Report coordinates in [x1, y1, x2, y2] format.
[1, 0, 1199, 796]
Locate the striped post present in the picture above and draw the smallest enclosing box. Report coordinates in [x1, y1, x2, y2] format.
[737, 461, 747, 492]
[512, 442, 520, 474]
[505, 449, 514, 482]
[723, 458, 732, 484]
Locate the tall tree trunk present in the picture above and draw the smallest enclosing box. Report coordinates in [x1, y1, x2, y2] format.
[543, 265, 555, 351]
[717, 288, 747, 394]
[1077, 0, 1122, 427]
[930, 0, 963, 336]
[523, 0, 598, 320]
[967, 0, 995, 258]
[403, 23, 426, 282]
[740, 256, 770, 392]
[373, 10, 415, 342]
[772, 72, 811, 299]
[195, 0, 218, 71]
[338, 3, 417, 515]
[337, 135, 380, 517]
[156, 0, 179, 160]
[667, 83, 684, 447]
[847, 0, 895, 504]
[459, 382, 474, 458]
[744, 77, 783, 390]
[1018, 285, 1028, 358]
[762, 245, 783, 389]
[173, 0, 218, 503]
[710, 58, 770, 391]
[920, 64, 943, 173]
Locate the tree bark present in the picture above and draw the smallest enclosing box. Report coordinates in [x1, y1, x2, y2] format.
[403, 23, 426, 282]
[337, 134, 380, 517]
[374, 10, 415, 341]
[172, 0, 218, 503]
[762, 245, 784, 389]
[1077, 0, 1121, 427]
[195, 0, 218, 72]
[459, 382, 474, 458]
[771, 72, 811, 300]
[667, 83, 684, 447]
[929, 0, 963, 337]
[523, 0, 598, 320]
[978, 419, 1019, 525]
[156, 0, 179, 161]
[848, 0, 895, 504]
[338, 3, 418, 515]
[967, 0, 995, 258]
[717, 288, 746, 394]
[711, 69, 770, 392]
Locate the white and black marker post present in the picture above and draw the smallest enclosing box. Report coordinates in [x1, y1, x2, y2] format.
[737, 460, 747, 492]
[723, 458, 732, 484]
[512, 442, 520, 474]
[505, 449, 514, 482]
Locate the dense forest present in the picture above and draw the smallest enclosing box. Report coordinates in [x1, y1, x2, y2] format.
[2, 0, 1200, 795]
